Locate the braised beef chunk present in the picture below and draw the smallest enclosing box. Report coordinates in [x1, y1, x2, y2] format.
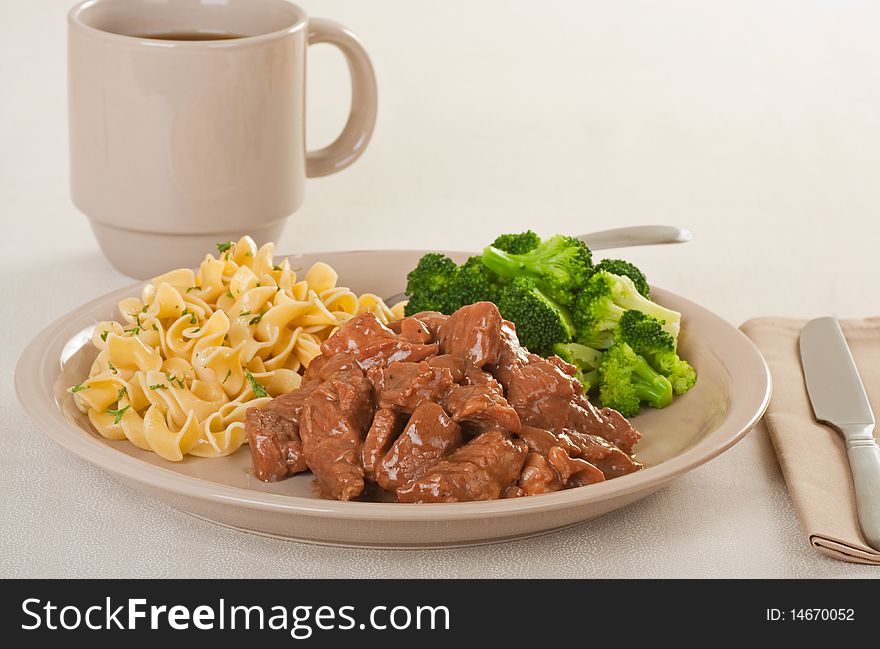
[518, 451, 563, 495]
[518, 425, 642, 480]
[442, 384, 521, 432]
[321, 312, 438, 370]
[427, 355, 468, 383]
[303, 352, 359, 385]
[299, 369, 374, 501]
[248, 300, 644, 501]
[246, 408, 308, 482]
[502, 485, 526, 499]
[438, 302, 503, 368]
[396, 430, 528, 503]
[362, 408, 401, 480]
[376, 402, 462, 491]
[406, 311, 448, 339]
[245, 384, 317, 481]
[368, 361, 456, 412]
[546, 446, 605, 487]
[398, 316, 433, 344]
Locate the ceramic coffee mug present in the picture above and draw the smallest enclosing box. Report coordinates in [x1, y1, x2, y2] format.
[69, 0, 377, 278]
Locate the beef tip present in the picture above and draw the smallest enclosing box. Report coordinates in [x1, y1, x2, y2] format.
[501, 351, 642, 454]
[362, 408, 402, 481]
[443, 384, 521, 433]
[301, 354, 327, 384]
[303, 352, 360, 385]
[245, 383, 318, 482]
[490, 320, 534, 387]
[438, 302, 503, 368]
[375, 402, 463, 490]
[246, 408, 308, 482]
[464, 365, 502, 390]
[502, 485, 526, 498]
[545, 446, 605, 487]
[564, 400, 641, 455]
[517, 451, 563, 495]
[398, 316, 433, 344]
[368, 361, 456, 413]
[321, 312, 438, 370]
[299, 368, 374, 501]
[406, 311, 448, 339]
[517, 425, 642, 479]
[596, 407, 641, 456]
[396, 430, 527, 503]
[503, 358, 579, 431]
[427, 354, 468, 383]
[547, 354, 578, 378]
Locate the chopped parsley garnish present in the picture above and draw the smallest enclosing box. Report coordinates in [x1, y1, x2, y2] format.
[186, 286, 201, 293]
[239, 310, 251, 317]
[226, 289, 234, 299]
[181, 308, 197, 324]
[106, 405, 129, 424]
[107, 361, 117, 374]
[163, 372, 186, 389]
[126, 326, 141, 336]
[117, 386, 127, 401]
[149, 383, 166, 390]
[70, 383, 88, 393]
[222, 369, 231, 384]
[245, 370, 268, 398]
[216, 241, 232, 254]
[141, 305, 148, 313]
[100, 331, 109, 342]
[273, 265, 282, 271]
[248, 307, 268, 326]
[152, 324, 159, 331]
[192, 328, 200, 334]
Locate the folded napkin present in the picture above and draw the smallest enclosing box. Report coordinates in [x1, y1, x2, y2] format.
[742, 317, 880, 565]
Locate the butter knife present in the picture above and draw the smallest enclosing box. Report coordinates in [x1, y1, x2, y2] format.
[799, 317, 880, 550]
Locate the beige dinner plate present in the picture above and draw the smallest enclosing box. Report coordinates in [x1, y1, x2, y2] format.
[15, 250, 771, 548]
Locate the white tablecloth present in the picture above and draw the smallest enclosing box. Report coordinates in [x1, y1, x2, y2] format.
[2, 0, 878, 578]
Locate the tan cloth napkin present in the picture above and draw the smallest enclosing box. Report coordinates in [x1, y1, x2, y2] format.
[742, 317, 880, 565]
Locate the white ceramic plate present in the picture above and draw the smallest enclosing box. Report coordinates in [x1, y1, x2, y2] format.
[15, 250, 771, 547]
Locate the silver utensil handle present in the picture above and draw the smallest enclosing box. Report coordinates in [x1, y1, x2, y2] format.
[844, 425, 880, 550]
[580, 225, 693, 251]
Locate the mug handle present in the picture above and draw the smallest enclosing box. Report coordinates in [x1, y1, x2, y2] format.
[306, 18, 378, 178]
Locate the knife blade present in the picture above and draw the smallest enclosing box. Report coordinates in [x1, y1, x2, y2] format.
[799, 317, 880, 550]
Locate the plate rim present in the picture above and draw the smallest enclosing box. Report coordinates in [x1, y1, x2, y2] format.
[15, 249, 772, 522]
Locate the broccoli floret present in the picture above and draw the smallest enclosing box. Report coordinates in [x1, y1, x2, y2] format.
[448, 256, 502, 307]
[571, 273, 627, 349]
[597, 342, 673, 417]
[616, 310, 696, 395]
[553, 341, 602, 393]
[404, 253, 460, 315]
[498, 276, 573, 355]
[481, 234, 593, 306]
[595, 259, 650, 298]
[491, 230, 542, 254]
[586, 271, 681, 341]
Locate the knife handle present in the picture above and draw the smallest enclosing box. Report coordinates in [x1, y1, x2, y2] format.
[844, 427, 880, 551]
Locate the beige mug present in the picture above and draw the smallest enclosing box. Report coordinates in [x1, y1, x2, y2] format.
[69, 0, 377, 278]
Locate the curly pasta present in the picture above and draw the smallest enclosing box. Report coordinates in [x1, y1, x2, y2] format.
[70, 236, 407, 462]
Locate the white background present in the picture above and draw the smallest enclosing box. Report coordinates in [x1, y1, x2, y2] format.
[2, 0, 878, 577]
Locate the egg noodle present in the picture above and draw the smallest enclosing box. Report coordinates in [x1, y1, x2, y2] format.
[70, 237, 406, 461]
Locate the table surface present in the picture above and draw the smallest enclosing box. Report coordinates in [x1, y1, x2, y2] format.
[3, 0, 879, 578]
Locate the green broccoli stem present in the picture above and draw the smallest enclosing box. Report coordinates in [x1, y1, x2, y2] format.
[480, 245, 529, 278]
[631, 354, 674, 409]
[607, 274, 681, 340]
